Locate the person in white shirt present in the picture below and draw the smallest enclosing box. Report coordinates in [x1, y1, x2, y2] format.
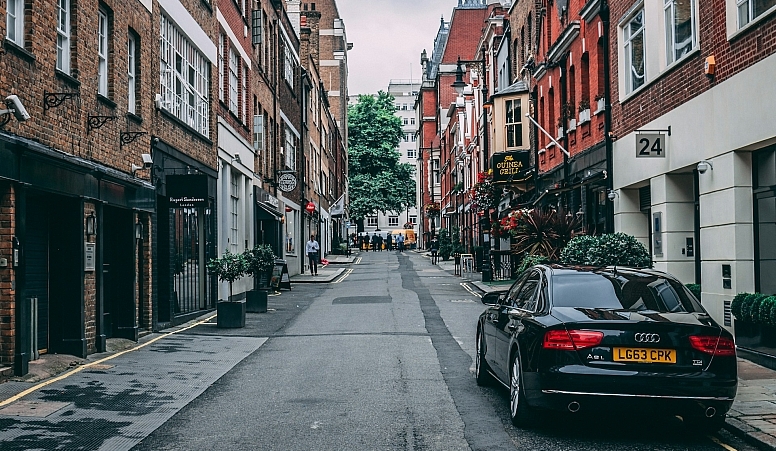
[305, 235, 320, 275]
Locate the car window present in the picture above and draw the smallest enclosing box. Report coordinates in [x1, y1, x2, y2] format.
[523, 273, 546, 312]
[551, 272, 704, 313]
[507, 271, 531, 304]
[514, 272, 540, 310]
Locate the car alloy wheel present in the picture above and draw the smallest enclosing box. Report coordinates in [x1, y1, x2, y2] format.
[509, 353, 533, 427]
[475, 328, 492, 386]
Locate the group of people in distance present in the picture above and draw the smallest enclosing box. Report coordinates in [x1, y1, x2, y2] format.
[353, 232, 405, 252]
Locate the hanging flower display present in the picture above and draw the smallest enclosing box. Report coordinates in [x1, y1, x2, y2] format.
[499, 208, 530, 233]
[470, 170, 499, 213]
[423, 202, 441, 215]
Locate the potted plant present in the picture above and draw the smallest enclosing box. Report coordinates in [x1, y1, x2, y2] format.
[595, 94, 605, 113]
[578, 99, 591, 123]
[207, 250, 248, 328]
[243, 244, 276, 313]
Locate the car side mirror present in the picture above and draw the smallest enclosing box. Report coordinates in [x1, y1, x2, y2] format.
[481, 292, 505, 305]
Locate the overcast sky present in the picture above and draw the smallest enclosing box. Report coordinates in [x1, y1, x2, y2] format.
[337, 0, 461, 96]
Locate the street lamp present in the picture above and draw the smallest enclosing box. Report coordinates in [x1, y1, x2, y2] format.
[451, 57, 467, 95]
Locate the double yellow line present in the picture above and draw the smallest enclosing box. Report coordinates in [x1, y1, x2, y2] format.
[0, 313, 217, 408]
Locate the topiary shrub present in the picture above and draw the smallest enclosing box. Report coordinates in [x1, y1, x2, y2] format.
[517, 254, 550, 278]
[741, 293, 769, 323]
[731, 292, 750, 321]
[758, 296, 776, 325]
[685, 284, 701, 301]
[560, 233, 651, 267]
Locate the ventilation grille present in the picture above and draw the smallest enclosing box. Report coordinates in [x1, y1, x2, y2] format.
[639, 186, 651, 212]
[724, 300, 732, 327]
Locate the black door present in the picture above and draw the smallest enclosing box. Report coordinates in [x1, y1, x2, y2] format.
[102, 206, 136, 340]
[25, 196, 49, 353]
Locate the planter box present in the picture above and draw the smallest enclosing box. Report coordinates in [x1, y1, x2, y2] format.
[596, 97, 605, 113]
[567, 119, 577, 131]
[246, 289, 268, 313]
[735, 321, 776, 357]
[579, 109, 591, 123]
[217, 300, 246, 328]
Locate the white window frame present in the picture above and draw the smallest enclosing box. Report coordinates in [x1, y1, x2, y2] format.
[367, 216, 378, 227]
[388, 216, 399, 227]
[407, 148, 417, 159]
[737, 0, 776, 28]
[505, 99, 523, 149]
[159, 14, 210, 136]
[57, 0, 71, 74]
[285, 126, 296, 170]
[664, 0, 697, 65]
[283, 40, 294, 86]
[229, 47, 239, 115]
[219, 34, 225, 102]
[253, 114, 264, 152]
[6, 0, 24, 46]
[230, 172, 240, 253]
[623, 9, 646, 94]
[409, 215, 417, 225]
[128, 34, 136, 114]
[242, 63, 248, 123]
[98, 9, 109, 96]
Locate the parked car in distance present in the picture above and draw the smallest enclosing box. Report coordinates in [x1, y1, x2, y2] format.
[475, 265, 737, 431]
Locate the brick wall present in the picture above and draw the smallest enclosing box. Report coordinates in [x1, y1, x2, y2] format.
[0, 183, 15, 364]
[84, 202, 97, 354]
[218, 0, 253, 142]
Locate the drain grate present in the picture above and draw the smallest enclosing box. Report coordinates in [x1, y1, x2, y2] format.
[0, 400, 71, 418]
[332, 296, 391, 305]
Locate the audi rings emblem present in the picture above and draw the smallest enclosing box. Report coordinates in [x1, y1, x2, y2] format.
[634, 333, 661, 343]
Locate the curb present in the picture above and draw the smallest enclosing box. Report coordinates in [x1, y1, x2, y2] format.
[725, 417, 776, 451]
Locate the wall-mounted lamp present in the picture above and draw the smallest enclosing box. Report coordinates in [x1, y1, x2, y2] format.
[607, 189, 619, 201]
[451, 57, 467, 95]
[135, 219, 143, 241]
[697, 160, 713, 174]
[86, 212, 97, 236]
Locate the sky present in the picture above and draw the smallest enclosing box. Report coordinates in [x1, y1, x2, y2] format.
[336, 0, 462, 96]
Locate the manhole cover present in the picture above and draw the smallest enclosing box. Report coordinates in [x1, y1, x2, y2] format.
[332, 296, 391, 305]
[0, 400, 71, 417]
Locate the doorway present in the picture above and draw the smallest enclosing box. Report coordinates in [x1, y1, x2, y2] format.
[102, 206, 136, 340]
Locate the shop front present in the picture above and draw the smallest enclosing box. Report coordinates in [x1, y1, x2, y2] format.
[254, 186, 283, 257]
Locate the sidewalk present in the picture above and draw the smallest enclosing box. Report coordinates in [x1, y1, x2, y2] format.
[416, 249, 776, 450]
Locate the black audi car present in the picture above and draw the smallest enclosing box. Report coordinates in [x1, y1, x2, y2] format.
[475, 265, 737, 431]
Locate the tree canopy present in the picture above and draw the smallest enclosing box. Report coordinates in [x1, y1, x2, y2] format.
[347, 92, 416, 220]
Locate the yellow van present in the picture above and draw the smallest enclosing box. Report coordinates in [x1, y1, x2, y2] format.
[391, 229, 416, 247]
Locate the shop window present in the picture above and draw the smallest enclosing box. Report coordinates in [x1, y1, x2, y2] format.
[285, 209, 296, 253]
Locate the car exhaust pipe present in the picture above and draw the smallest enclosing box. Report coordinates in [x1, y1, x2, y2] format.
[567, 401, 581, 413]
[705, 407, 716, 418]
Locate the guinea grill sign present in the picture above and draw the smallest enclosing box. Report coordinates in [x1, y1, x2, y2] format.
[491, 151, 530, 183]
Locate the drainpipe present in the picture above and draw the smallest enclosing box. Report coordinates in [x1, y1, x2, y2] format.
[600, 0, 615, 233]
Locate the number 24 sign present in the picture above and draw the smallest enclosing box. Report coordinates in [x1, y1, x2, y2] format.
[636, 133, 666, 158]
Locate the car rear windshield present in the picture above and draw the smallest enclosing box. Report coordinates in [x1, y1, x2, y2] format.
[552, 272, 704, 313]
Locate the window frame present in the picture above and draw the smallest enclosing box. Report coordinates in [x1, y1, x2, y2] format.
[366, 216, 378, 227]
[388, 216, 399, 227]
[230, 171, 240, 253]
[623, 9, 646, 94]
[6, 0, 24, 46]
[664, 0, 697, 65]
[228, 47, 239, 115]
[98, 8, 109, 97]
[737, 0, 776, 28]
[57, 0, 71, 74]
[284, 126, 296, 170]
[505, 98, 523, 149]
[127, 33, 137, 114]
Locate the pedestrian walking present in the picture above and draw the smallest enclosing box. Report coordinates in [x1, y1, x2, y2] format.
[386, 234, 393, 251]
[396, 233, 405, 252]
[361, 233, 368, 252]
[376, 234, 384, 251]
[371, 233, 379, 252]
[306, 234, 320, 275]
[430, 237, 439, 264]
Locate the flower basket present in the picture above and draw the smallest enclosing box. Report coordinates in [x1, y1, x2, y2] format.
[424, 202, 441, 216]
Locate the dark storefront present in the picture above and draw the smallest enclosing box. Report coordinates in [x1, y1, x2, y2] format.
[0, 133, 154, 375]
[151, 140, 217, 328]
[255, 186, 283, 257]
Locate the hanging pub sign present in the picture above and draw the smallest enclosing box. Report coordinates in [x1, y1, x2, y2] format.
[167, 174, 209, 208]
[490, 150, 530, 183]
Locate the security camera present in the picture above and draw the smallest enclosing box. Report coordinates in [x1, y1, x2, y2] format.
[697, 160, 713, 174]
[607, 190, 617, 201]
[141, 153, 153, 169]
[4, 95, 29, 122]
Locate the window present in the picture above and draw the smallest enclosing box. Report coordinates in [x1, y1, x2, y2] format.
[505, 99, 523, 148]
[159, 14, 211, 136]
[6, 0, 24, 46]
[242, 63, 248, 121]
[432, 158, 440, 184]
[230, 172, 240, 253]
[388, 216, 399, 227]
[285, 209, 296, 253]
[98, 9, 109, 96]
[411, 134, 416, 142]
[285, 126, 296, 170]
[624, 10, 646, 93]
[404, 134, 409, 142]
[738, 0, 776, 28]
[409, 215, 417, 225]
[401, 104, 407, 110]
[283, 40, 295, 86]
[664, 0, 696, 64]
[403, 118, 409, 125]
[128, 34, 137, 113]
[407, 148, 416, 159]
[57, 0, 71, 74]
[410, 117, 415, 125]
[229, 48, 239, 114]
[253, 114, 264, 151]
[218, 34, 225, 102]
[367, 216, 378, 227]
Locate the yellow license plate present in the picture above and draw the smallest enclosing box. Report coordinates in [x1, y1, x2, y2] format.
[613, 347, 676, 363]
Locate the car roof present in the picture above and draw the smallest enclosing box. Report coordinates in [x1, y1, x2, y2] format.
[537, 264, 673, 280]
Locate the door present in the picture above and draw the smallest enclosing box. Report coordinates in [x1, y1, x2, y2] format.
[102, 206, 135, 340]
[25, 197, 49, 353]
[495, 271, 540, 379]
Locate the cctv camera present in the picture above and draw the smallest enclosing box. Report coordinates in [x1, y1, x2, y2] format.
[5, 95, 29, 122]
[607, 190, 616, 201]
[697, 160, 712, 174]
[141, 153, 153, 168]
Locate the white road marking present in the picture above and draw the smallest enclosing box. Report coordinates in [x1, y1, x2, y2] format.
[460, 283, 483, 298]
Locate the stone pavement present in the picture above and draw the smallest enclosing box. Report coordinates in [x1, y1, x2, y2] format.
[414, 248, 776, 451]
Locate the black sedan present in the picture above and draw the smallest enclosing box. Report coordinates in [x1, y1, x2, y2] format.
[475, 265, 737, 431]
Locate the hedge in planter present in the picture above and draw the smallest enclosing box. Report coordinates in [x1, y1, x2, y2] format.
[560, 233, 650, 267]
[517, 254, 549, 278]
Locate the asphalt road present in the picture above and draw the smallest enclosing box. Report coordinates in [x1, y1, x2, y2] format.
[132, 251, 758, 451]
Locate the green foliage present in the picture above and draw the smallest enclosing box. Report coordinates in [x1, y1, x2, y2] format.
[517, 254, 550, 278]
[560, 233, 651, 267]
[243, 245, 276, 277]
[757, 296, 776, 325]
[347, 92, 415, 219]
[741, 293, 769, 323]
[685, 284, 701, 300]
[731, 292, 749, 321]
[450, 226, 465, 255]
[511, 209, 581, 259]
[207, 250, 248, 298]
[438, 228, 452, 261]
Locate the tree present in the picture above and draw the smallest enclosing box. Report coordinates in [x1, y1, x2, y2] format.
[348, 92, 416, 220]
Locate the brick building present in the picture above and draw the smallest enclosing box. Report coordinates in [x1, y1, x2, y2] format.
[609, 0, 776, 332]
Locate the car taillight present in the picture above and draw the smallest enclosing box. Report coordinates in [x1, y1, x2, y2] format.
[689, 335, 736, 357]
[543, 330, 603, 350]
